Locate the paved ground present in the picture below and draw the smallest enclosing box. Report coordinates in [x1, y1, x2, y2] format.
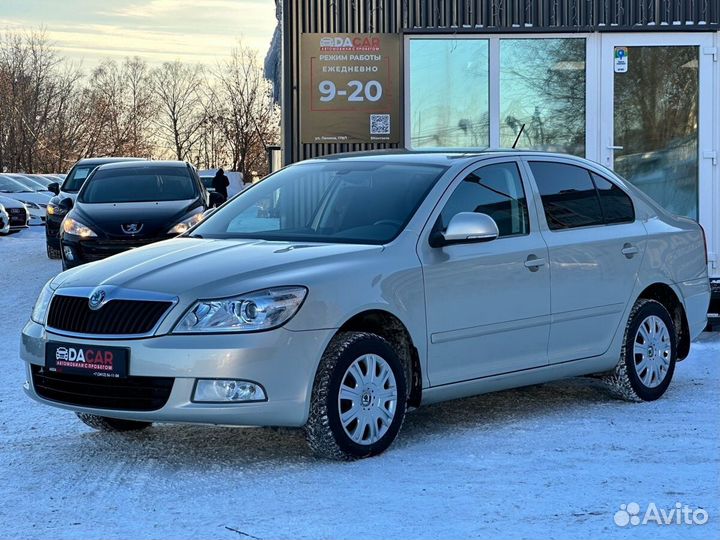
[1, 227, 718, 539]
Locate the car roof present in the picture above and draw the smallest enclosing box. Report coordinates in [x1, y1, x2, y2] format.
[301, 149, 596, 167]
[94, 160, 190, 171]
[75, 157, 146, 166]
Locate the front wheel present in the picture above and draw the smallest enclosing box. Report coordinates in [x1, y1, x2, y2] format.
[76, 413, 152, 432]
[603, 299, 677, 402]
[305, 331, 407, 460]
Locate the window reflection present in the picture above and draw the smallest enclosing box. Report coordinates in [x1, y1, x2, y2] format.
[613, 46, 698, 219]
[409, 39, 489, 148]
[500, 39, 586, 155]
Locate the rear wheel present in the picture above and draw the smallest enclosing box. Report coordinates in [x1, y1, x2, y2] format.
[603, 299, 676, 401]
[305, 331, 407, 460]
[76, 412, 152, 432]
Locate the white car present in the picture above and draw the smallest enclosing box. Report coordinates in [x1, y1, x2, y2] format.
[0, 195, 29, 233]
[22, 151, 710, 459]
[0, 175, 51, 225]
[0, 203, 9, 234]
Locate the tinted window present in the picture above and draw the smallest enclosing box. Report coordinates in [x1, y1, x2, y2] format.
[591, 173, 635, 224]
[63, 165, 97, 192]
[529, 162, 604, 230]
[80, 166, 197, 203]
[192, 161, 446, 245]
[438, 162, 529, 237]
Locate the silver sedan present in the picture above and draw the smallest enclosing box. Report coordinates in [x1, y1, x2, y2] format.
[21, 151, 710, 459]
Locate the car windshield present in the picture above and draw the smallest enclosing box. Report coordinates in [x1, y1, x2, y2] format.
[0, 176, 32, 193]
[62, 165, 99, 192]
[191, 160, 447, 244]
[79, 165, 197, 203]
[9, 176, 46, 191]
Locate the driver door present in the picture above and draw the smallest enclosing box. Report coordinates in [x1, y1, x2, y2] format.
[417, 160, 551, 385]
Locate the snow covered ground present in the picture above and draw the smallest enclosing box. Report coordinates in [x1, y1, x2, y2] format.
[1, 227, 718, 539]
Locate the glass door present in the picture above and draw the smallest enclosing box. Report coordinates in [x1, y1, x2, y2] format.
[600, 33, 715, 226]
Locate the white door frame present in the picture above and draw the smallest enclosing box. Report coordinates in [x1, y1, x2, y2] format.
[598, 32, 718, 269]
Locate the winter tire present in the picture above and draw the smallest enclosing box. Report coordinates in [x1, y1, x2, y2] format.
[603, 298, 676, 402]
[305, 331, 407, 460]
[76, 412, 152, 432]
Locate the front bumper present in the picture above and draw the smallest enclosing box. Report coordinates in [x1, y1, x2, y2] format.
[61, 235, 175, 268]
[45, 214, 63, 248]
[20, 320, 334, 427]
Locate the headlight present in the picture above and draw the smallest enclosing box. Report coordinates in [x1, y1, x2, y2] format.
[47, 202, 67, 216]
[168, 211, 204, 235]
[20, 200, 40, 209]
[63, 217, 97, 238]
[174, 286, 308, 333]
[31, 280, 55, 324]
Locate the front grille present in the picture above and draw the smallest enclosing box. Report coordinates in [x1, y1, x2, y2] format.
[7, 207, 26, 226]
[47, 295, 173, 335]
[32, 365, 173, 411]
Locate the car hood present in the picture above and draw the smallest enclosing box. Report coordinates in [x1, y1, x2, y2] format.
[0, 195, 26, 209]
[1, 192, 51, 205]
[52, 237, 383, 298]
[72, 199, 200, 237]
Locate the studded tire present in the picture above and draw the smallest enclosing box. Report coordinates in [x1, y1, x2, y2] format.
[603, 299, 677, 402]
[304, 331, 407, 460]
[76, 412, 152, 432]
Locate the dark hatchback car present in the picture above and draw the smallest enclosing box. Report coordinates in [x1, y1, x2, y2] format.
[46, 157, 145, 259]
[59, 161, 209, 269]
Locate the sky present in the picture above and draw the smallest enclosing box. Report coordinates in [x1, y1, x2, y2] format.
[0, 0, 277, 68]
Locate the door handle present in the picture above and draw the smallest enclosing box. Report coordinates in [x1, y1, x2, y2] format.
[524, 255, 546, 272]
[607, 145, 624, 151]
[621, 243, 639, 258]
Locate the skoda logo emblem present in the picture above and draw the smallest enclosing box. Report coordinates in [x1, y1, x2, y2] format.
[121, 223, 143, 234]
[88, 289, 106, 310]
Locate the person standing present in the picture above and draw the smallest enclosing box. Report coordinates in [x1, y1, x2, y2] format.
[211, 168, 230, 201]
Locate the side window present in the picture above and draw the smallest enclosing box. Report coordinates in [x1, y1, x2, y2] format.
[438, 162, 529, 237]
[591, 173, 635, 224]
[529, 161, 604, 230]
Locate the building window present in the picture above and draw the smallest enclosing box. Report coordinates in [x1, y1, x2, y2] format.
[500, 39, 586, 155]
[409, 39, 489, 148]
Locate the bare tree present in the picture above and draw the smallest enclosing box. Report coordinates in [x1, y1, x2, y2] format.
[215, 43, 279, 178]
[151, 61, 205, 160]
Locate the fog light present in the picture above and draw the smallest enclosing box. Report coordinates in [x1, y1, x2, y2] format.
[63, 246, 74, 261]
[193, 379, 267, 402]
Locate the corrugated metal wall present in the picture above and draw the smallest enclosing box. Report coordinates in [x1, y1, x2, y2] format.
[282, 0, 719, 164]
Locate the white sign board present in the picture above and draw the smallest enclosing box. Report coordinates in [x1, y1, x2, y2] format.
[614, 47, 628, 73]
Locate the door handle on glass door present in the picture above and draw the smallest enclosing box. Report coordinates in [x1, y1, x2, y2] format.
[524, 255, 546, 272]
[607, 145, 624, 150]
[621, 243, 639, 258]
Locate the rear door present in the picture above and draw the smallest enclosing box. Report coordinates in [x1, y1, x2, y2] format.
[523, 158, 647, 363]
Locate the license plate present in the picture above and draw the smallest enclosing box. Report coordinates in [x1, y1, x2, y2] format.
[45, 342, 129, 379]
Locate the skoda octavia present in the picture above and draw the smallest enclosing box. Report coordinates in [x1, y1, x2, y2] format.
[21, 151, 710, 460]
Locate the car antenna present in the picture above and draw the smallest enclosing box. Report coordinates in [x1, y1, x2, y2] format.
[512, 124, 526, 149]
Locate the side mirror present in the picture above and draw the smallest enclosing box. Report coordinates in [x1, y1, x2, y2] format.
[58, 197, 73, 212]
[430, 212, 499, 248]
[48, 182, 60, 195]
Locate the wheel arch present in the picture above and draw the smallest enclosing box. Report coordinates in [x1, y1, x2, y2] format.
[636, 282, 691, 360]
[337, 309, 423, 407]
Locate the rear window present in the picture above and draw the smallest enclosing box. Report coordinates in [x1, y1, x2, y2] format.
[529, 162, 604, 230]
[591, 172, 635, 224]
[80, 166, 197, 203]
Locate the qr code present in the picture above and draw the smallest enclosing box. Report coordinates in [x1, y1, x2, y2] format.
[370, 114, 390, 135]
